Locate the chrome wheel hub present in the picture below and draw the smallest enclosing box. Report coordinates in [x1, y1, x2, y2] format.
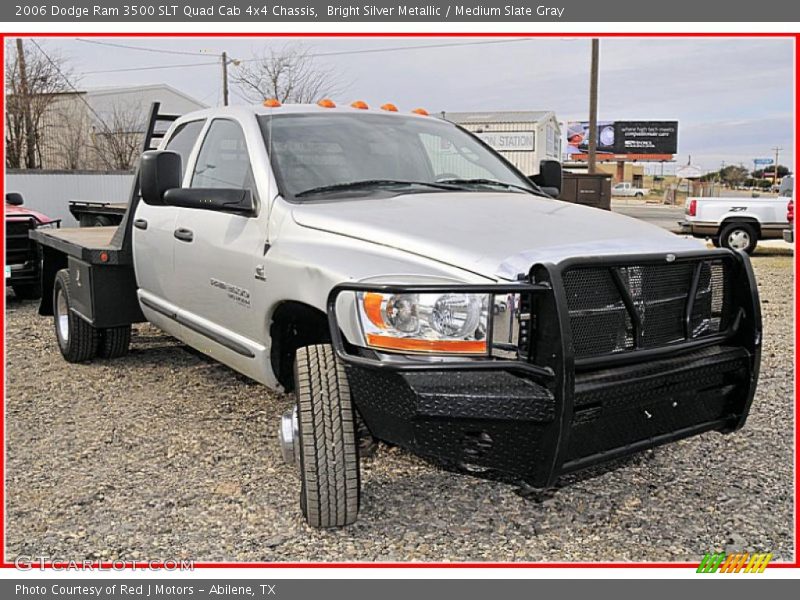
[55, 288, 69, 343]
[279, 406, 300, 467]
[728, 229, 750, 250]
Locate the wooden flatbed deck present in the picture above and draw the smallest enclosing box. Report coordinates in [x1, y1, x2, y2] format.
[30, 226, 126, 264]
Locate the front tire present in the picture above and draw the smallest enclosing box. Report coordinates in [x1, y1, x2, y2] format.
[53, 269, 99, 362]
[294, 344, 360, 528]
[720, 222, 758, 254]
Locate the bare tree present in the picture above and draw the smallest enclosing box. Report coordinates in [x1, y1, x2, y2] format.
[89, 101, 146, 170]
[45, 99, 92, 170]
[231, 44, 344, 104]
[5, 39, 74, 169]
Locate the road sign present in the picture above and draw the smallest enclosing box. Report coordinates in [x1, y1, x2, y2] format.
[753, 158, 774, 166]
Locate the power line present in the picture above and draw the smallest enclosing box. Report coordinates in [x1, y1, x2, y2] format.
[308, 37, 534, 57]
[28, 39, 113, 131]
[80, 37, 535, 75]
[84, 60, 219, 74]
[76, 38, 209, 56]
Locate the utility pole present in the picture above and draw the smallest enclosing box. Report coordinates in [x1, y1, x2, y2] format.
[772, 146, 782, 187]
[16, 38, 38, 168]
[222, 51, 229, 106]
[587, 39, 600, 174]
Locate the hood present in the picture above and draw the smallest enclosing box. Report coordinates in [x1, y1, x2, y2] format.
[4, 203, 56, 224]
[291, 192, 704, 280]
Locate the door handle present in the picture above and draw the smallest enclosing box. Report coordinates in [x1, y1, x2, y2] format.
[134, 218, 148, 230]
[173, 228, 194, 242]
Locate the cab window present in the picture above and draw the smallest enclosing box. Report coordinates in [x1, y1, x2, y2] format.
[164, 120, 205, 178]
[191, 119, 256, 192]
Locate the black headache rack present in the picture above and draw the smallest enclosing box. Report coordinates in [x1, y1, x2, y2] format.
[327, 248, 761, 488]
[30, 103, 179, 328]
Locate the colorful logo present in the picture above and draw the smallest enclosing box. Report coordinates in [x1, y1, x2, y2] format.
[696, 552, 772, 573]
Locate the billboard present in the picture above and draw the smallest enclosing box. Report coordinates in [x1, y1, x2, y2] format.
[566, 120, 678, 158]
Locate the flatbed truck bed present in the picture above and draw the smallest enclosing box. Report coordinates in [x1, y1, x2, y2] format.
[32, 221, 143, 329]
[30, 226, 123, 264]
[29, 102, 178, 330]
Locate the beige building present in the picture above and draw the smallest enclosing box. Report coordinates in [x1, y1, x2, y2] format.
[36, 84, 206, 171]
[444, 110, 562, 175]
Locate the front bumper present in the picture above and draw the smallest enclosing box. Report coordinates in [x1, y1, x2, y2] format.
[327, 249, 761, 488]
[5, 262, 39, 286]
[346, 344, 750, 484]
[679, 220, 719, 237]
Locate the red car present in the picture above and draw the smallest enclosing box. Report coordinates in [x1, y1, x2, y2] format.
[5, 192, 60, 299]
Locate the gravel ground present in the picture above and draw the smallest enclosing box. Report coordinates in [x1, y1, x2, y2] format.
[4, 252, 795, 563]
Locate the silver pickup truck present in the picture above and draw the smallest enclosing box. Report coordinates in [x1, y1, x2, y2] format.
[33, 101, 762, 528]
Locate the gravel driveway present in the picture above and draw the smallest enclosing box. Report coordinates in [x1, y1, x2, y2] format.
[4, 252, 794, 563]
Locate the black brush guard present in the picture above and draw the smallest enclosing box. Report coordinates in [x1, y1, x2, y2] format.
[326, 249, 761, 488]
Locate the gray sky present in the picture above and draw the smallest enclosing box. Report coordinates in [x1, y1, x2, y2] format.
[37, 36, 794, 174]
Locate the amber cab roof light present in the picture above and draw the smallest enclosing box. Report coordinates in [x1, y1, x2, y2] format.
[350, 100, 369, 110]
[263, 98, 282, 108]
[380, 103, 398, 112]
[317, 98, 337, 108]
[411, 108, 429, 116]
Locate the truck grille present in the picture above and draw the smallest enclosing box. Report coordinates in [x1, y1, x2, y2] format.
[5, 218, 37, 265]
[562, 257, 733, 359]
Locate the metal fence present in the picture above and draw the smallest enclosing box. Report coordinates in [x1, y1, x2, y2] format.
[5, 170, 135, 227]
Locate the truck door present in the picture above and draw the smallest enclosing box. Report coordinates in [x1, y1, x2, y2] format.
[172, 118, 269, 379]
[133, 119, 205, 334]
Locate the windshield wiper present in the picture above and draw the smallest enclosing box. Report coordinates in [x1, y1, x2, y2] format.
[436, 178, 542, 196]
[295, 179, 463, 198]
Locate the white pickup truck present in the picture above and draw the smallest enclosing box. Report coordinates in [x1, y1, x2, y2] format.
[31, 101, 762, 528]
[611, 182, 649, 197]
[680, 180, 793, 254]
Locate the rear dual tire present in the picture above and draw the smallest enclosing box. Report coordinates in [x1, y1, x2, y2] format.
[99, 326, 132, 359]
[53, 269, 131, 362]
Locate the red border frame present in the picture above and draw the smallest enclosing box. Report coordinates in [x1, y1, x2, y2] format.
[1, 30, 797, 571]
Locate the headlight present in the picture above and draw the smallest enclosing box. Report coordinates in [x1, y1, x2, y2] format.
[358, 292, 489, 355]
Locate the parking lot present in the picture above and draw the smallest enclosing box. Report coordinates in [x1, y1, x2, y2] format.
[3, 247, 794, 564]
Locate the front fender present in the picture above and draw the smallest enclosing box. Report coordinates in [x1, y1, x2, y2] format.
[263, 223, 494, 346]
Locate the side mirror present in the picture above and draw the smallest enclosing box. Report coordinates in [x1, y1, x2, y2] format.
[163, 188, 256, 217]
[140, 150, 182, 206]
[531, 159, 563, 196]
[6, 192, 24, 206]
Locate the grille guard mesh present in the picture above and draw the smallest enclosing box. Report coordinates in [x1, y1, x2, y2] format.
[561, 256, 734, 360]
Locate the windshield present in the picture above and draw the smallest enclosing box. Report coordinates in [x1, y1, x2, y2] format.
[258, 112, 536, 200]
